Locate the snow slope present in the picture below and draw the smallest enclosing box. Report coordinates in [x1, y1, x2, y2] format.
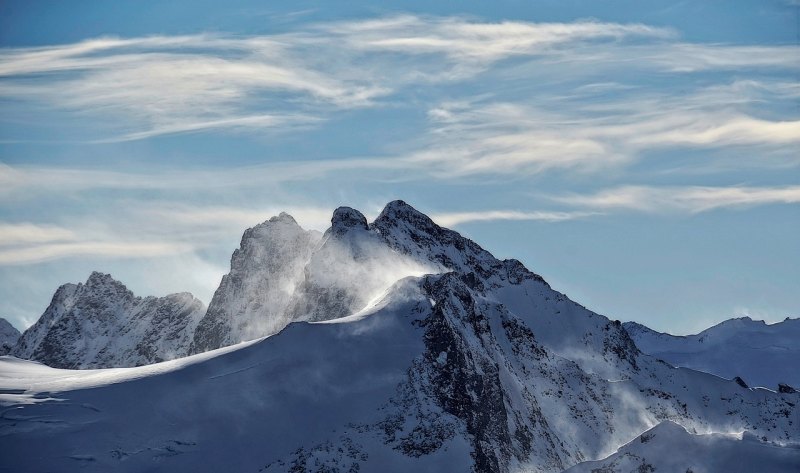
[11, 272, 206, 368]
[564, 420, 800, 473]
[625, 317, 800, 389]
[0, 318, 19, 355]
[1, 201, 797, 472]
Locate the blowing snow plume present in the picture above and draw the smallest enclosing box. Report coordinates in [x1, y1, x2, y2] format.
[191, 202, 439, 354]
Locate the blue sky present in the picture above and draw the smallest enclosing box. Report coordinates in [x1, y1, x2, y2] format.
[0, 0, 798, 334]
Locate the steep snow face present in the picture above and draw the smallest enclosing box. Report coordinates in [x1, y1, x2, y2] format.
[625, 317, 800, 389]
[372, 201, 640, 379]
[11, 272, 206, 369]
[1, 273, 797, 473]
[190, 213, 321, 354]
[0, 318, 20, 355]
[371, 200, 538, 286]
[564, 421, 800, 473]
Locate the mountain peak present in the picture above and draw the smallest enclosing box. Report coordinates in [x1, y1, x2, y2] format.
[330, 206, 368, 233]
[375, 199, 436, 229]
[13, 272, 206, 368]
[269, 212, 298, 225]
[83, 271, 134, 298]
[86, 270, 116, 284]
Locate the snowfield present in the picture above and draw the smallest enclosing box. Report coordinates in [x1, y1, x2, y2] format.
[564, 421, 800, 473]
[625, 317, 800, 389]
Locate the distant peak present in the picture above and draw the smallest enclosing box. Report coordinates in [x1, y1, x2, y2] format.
[86, 271, 121, 286]
[0, 317, 20, 336]
[384, 199, 413, 211]
[239, 212, 305, 244]
[269, 212, 298, 225]
[381, 199, 424, 217]
[719, 316, 765, 327]
[83, 271, 133, 297]
[375, 200, 437, 230]
[331, 206, 368, 232]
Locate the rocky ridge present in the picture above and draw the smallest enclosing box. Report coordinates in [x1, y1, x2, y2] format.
[11, 272, 206, 369]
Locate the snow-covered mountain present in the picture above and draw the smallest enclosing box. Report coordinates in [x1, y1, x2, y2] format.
[564, 420, 800, 473]
[190, 213, 321, 354]
[0, 318, 20, 355]
[1, 201, 797, 473]
[11, 272, 206, 369]
[624, 317, 800, 389]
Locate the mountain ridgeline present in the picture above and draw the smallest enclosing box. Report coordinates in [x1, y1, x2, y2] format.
[10, 272, 206, 369]
[624, 317, 800, 390]
[1, 200, 797, 473]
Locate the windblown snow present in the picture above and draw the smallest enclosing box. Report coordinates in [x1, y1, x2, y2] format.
[564, 420, 800, 473]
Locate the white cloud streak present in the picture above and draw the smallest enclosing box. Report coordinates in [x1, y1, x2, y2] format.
[318, 15, 673, 61]
[409, 76, 800, 177]
[553, 185, 800, 213]
[0, 223, 78, 246]
[0, 241, 192, 265]
[0, 159, 403, 197]
[430, 210, 596, 226]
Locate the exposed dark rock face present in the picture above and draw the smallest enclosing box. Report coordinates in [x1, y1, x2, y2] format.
[421, 275, 513, 473]
[734, 376, 749, 389]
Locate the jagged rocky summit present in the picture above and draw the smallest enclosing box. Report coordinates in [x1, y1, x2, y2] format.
[1, 200, 797, 473]
[189, 212, 321, 354]
[191, 200, 550, 354]
[11, 272, 206, 369]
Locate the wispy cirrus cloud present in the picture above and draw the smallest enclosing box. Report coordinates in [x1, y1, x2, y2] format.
[0, 16, 669, 141]
[553, 185, 800, 213]
[0, 159, 404, 198]
[317, 15, 673, 62]
[6, 14, 789, 145]
[0, 221, 193, 265]
[430, 210, 596, 226]
[0, 241, 192, 265]
[0, 223, 78, 246]
[409, 75, 800, 177]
